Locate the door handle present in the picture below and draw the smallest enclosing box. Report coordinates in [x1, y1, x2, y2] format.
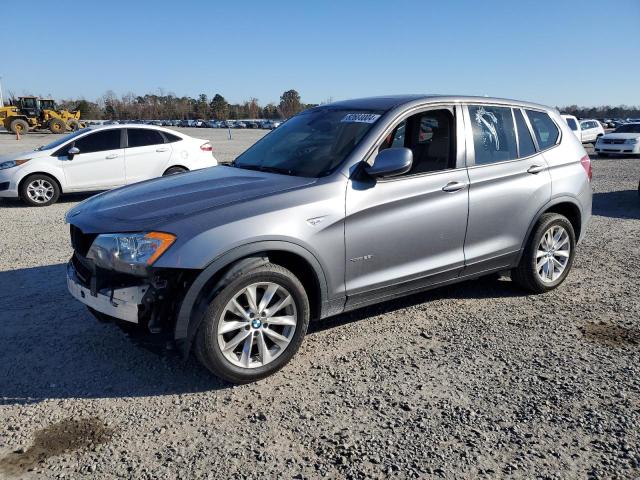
[527, 164, 545, 174]
[105, 154, 119, 159]
[156, 148, 169, 152]
[441, 181, 467, 193]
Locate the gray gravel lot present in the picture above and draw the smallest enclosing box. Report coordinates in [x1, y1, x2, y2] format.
[0, 129, 639, 479]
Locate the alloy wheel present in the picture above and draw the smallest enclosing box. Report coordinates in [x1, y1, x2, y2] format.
[26, 179, 55, 204]
[217, 282, 297, 369]
[536, 225, 571, 283]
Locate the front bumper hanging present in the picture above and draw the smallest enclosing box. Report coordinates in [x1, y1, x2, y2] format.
[66, 260, 147, 323]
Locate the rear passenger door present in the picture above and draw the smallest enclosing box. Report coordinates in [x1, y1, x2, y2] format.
[462, 105, 552, 275]
[124, 128, 172, 184]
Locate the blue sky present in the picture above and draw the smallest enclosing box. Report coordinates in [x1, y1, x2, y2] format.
[3, 0, 639, 107]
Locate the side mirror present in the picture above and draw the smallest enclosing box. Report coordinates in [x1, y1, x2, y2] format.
[365, 147, 413, 178]
[68, 147, 80, 159]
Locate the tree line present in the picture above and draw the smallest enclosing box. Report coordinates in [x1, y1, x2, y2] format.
[557, 104, 640, 119]
[52, 89, 317, 121]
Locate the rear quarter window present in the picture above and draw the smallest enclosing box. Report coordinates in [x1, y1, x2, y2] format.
[526, 110, 560, 150]
[162, 132, 182, 143]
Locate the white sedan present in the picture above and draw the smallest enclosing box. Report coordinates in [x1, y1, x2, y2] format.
[595, 123, 640, 157]
[0, 125, 217, 206]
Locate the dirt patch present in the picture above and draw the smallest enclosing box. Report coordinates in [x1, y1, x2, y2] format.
[0, 417, 113, 477]
[581, 322, 640, 347]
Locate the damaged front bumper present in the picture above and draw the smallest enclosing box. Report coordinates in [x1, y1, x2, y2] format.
[67, 260, 148, 323]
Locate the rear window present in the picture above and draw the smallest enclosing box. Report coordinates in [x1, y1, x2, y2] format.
[526, 110, 560, 150]
[565, 118, 578, 131]
[127, 128, 164, 148]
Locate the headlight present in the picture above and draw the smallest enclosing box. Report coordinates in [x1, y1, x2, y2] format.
[625, 138, 638, 144]
[87, 232, 176, 275]
[0, 159, 30, 170]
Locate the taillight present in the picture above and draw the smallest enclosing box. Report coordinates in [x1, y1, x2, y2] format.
[200, 142, 213, 152]
[580, 155, 592, 182]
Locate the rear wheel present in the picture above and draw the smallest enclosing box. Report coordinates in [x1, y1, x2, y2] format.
[9, 118, 29, 135]
[67, 119, 80, 131]
[20, 174, 60, 206]
[163, 166, 188, 176]
[512, 213, 576, 293]
[49, 118, 66, 134]
[195, 263, 310, 383]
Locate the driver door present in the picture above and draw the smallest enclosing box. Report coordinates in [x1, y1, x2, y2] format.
[344, 105, 469, 308]
[59, 129, 126, 191]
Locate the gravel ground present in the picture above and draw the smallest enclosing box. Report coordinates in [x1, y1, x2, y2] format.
[0, 130, 639, 479]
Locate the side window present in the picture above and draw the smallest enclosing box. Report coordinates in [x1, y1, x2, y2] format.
[73, 129, 121, 154]
[513, 109, 536, 158]
[468, 105, 518, 165]
[127, 128, 165, 148]
[376, 109, 455, 175]
[161, 132, 182, 143]
[526, 110, 560, 150]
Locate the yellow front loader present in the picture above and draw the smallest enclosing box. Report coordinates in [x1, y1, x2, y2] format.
[1, 97, 85, 134]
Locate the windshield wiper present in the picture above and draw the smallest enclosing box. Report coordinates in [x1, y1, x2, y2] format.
[233, 164, 295, 176]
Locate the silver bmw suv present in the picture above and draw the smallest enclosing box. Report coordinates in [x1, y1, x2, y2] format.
[66, 95, 592, 383]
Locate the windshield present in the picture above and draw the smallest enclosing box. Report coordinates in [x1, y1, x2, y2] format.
[615, 124, 640, 134]
[37, 128, 91, 151]
[233, 108, 383, 177]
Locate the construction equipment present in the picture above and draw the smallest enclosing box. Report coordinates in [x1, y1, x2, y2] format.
[39, 98, 84, 131]
[0, 96, 84, 134]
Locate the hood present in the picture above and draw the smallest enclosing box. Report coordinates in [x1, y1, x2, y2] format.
[66, 166, 316, 233]
[600, 132, 640, 140]
[0, 149, 48, 162]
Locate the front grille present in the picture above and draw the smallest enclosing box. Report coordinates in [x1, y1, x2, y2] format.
[70, 225, 98, 257]
[71, 253, 92, 286]
[601, 139, 625, 145]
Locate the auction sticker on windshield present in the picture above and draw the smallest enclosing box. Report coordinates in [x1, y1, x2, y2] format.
[341, 113, 381, 124]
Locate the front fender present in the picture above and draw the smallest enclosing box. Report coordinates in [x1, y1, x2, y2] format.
[173, 239, 329, 356]
[14, 160, 67, 192]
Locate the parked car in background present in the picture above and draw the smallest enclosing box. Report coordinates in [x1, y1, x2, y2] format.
[561, 114, 581, 140]
[193, 119, 209, 128]
[579, 119, 605, 144]
[0, 124, 217, 206]
[595, 123, 640, 157]
[64, 95, 592, 383]
[178, 120, 195, 127]
[235, 122, 247, 129]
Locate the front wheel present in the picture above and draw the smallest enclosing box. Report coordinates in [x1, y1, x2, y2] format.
[511, 213, 576, 293]
[20, 174, 60, 206]
[195, 263, 310, 383]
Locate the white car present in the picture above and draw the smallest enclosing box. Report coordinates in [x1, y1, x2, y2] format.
[594, 123, 640, 157]
[561, 114, 582, 141]
[0, 124, 217, 206]
[579, 119, 605, 144]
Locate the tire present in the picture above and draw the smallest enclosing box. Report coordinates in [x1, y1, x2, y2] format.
[67, 119, 80, 131]
[512, 213, 576, 293]
[9, 118, 29, 135]
[195, 262, 310, 384]
[163, 166, 188, 176]
[19, 174, 60, 207]
[49, 118, 66, 134]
